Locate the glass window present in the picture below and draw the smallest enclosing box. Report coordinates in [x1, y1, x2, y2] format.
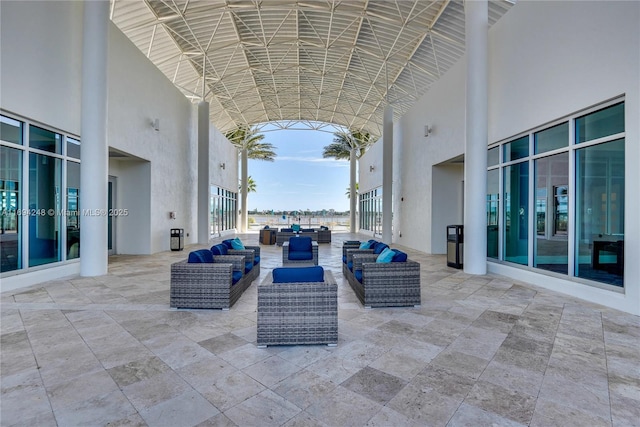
[67, 161, 80, 259]
[67, 137, 81, 159]
[1, 116, 23, 145]
[576, 102, 624, 144]
[534, 153, 569, 274]
[30, 125, 61, 154]
[486, 169, 499, 259]
[503, 136, 529, 162]
[575, 139, 624, 286]
[28, 153, 62, 266]
[487, 147, 499, 167]
[1, 146, 22, 272]
[535, 122, 568, 154]
[504, 162, 529, 265]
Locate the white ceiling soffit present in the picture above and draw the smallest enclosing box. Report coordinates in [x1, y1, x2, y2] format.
[111, 0, 513, 137]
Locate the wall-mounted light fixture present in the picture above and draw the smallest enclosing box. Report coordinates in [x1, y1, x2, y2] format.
[424, 125, 432, 137]
[169, 211, 176, 220]
[219, 162, 226, 170]
[151, 118, 160, 131]
[369, 165, 375, 172]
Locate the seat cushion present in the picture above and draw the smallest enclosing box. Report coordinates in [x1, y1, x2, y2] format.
[187, 249, 213, 263]
[376, 247, 395, 263]
[280, 228, 293, 232]
[272, 266, 324, 283]
[342, 255, 347, 264]
[354, 269, 363, 283]
[289, 236, 312, 252]
[210, 244, 228, 255]
[347, 261, 353, 272]
[245, 261, 253, 273]
[253, 255, 260, 265]
[391, 249, 408, 262]
[231, 270, 243, 285]
[289, 251, 313, 260]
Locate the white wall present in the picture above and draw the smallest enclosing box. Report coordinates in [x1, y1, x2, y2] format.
[395, 0, 640, 315]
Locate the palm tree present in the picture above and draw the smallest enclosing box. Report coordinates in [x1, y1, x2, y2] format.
[239, 176, 257, 193]
[322, 130, 376, 160]
[345, 182, 359, 199]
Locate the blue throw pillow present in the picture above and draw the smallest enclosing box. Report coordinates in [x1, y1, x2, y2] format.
[376, 247, 395, 263]
[281, 228, 293, 232]
[231, 237, 245, 250]
[391, 249, 408, 262]
[222, 239, 234, 249]
[289, 236, 312, 252]
[359, 241, 371, 249]
[272, 266, 324, 283]
[373, 242, 389, 255]
[187, 249, 213, 263]
[210, 244, 228, 255]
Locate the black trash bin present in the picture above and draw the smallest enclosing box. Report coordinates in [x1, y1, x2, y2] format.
[446, 225, 463, 269]
[170, 228, 184, 251]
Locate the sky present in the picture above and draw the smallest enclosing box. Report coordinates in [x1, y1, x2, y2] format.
[244, 125, 351, 213]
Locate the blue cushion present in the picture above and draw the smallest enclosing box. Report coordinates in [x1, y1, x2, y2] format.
[376, 247, 395, 263]
[391, 249, 408, 262]
[289, 236, 312, 252]
[292, 224, 301, 232]
[373, 242, 389, 255]
[231, 237, 245, 250]
[187, 249, 213, 263]
[231, 270, 243, 285]
[342, 255, 347, 264]
[354, 269, 363, 283]
[272, 266, 324, 283]
[254, 255, 260, 265]
[280, 228, 293, 232]
[359, 241, 371, 249]
[289, 251, 313, 260]
[347, 261, 353, 272]
[245, 261, 253, 273]
[210, 244, 228, 255]
[222, 239, 234, 249]
[301, 228, 314, 232]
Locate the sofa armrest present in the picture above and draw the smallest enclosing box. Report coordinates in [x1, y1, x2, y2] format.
[212, 254, 246, 273]
[171, 260, 233, 284]
[352, 253, 378, 271]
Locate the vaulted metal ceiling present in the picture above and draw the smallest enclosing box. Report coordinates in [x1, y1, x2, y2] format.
[110, 0, 513, 137]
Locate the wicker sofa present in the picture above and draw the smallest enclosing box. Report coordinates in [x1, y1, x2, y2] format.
[257, 267, 338, 347]
[211, 241, 261, 283]
[170, 251, 254, 309]
[343, 241, 421, 308]
[276, 228, 318, 245]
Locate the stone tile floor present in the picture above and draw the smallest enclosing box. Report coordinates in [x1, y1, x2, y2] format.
[1, 233, 639, 427]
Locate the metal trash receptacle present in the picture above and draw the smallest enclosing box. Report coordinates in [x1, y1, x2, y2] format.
[171, 228, 184, 251]
[446, 225, 463, 269]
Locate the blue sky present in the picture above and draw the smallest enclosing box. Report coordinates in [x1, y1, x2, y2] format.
[244, 125, 351, 212]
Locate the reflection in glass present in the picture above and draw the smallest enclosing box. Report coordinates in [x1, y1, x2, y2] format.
[504, 162, 529, 265]
[1, 146, 22, 272]
[30, 125, 61, 154]
[486, 169, 499, 259]
[487, 146, 499, 167]
[1, 115, 23, 145]
[576, 102, 624, 144]
[503, 136, 529, 162]
[67, 137, 81, 159]
[535, 122, 568, 154]
[29, 153, 62, 266]
[67, 161, 80, 259]
[534, 153, 568, 274]
[575, 139, 624, 286]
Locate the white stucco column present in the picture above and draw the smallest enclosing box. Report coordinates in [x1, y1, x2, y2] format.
[464, 0, 488, 274]
[382, 104, 393, 243]
[350, 147, 357, 233]
[80, 0, 109, 276]
[240, 148, 248, 233]
[198, 101, 210, 244]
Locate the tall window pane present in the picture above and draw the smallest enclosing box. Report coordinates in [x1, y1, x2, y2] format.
[29, 153, 62, 266]
[504, 136, 529, 162]
[1, 116, 23, 145]
[29, 125, 61, 154]
[575, 139, 624, 286]
[67, 161, 80, 259]
[534, 153, 569, 274]
[487, 169, 499, 259]
[504, 162, 529, 265]
[576, 102, 624, 144]
[535, 122, 568, 154]
[1, 146, 22, 272]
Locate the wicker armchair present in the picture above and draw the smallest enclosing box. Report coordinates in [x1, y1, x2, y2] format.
[282, 237, 319, 265]
[170, 254, 252, 309]
[316, 229, 332, 243]
[257, 269, 338, 347]
[345, 253, 421, 308]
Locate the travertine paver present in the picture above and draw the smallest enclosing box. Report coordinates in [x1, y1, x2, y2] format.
[1, 232, 639, 426]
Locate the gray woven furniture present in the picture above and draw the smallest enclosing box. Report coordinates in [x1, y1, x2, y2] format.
[345, 253, 421, 308]
[282, 239, 319, 265]
[170, 255, 253, 309]
[276, 230, 318, 245]
[316, 229, 331, 243]
[257, 270, 338, 347]
[227, 246, 260, 282]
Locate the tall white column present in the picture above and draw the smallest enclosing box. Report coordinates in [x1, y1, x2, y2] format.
[80, 0, 109, 277]
[464, 0, 488, 274]
[382, 104, 393, 243]
[198, 101, 210, 244]
[240, 148, 248, 233]
[349, 147, 357, 233]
